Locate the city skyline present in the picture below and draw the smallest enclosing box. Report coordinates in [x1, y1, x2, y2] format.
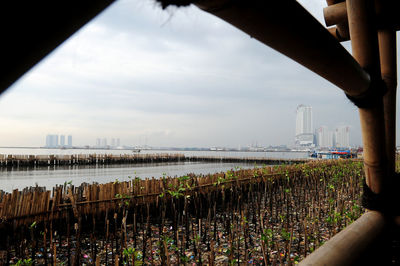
[316, 125, 350, 148]
[45, 134, 72, 148]
[0, 0, 397, 148]
[296, 104, 351, 148]
[28, 110, 356, 150]
[96, 137, 121, 148]
[40, 122, 354, 149]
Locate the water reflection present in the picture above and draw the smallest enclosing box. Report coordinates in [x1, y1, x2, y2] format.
[0, 161, 259, 192]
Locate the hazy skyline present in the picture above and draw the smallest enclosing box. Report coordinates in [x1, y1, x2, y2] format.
[0, 0, 399, 148]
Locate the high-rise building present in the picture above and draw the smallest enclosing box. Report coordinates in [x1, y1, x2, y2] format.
[116, 138, 120, 147]
[45, 135, 51, 147]
[96, 138, 101, 147]
[316, 126, 333, 148]
[45, 134, 59, 148]
[335, 126, 350, 148]
[45, 134, 71, 148]
[295, 105, 314, 146]
[60, 135, 65, 147]
[67, 135, 72, 147]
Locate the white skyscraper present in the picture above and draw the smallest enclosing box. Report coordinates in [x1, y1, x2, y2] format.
[316, 126, 333, 148]
[295, 105, 314, 146]
[67, 135, 72, 147]
[60, 135, 65, 147]
[335, 126, 350, 147]
[45, 134, 59, 148]
[54, 135, 58, 147]
[45, 135, 51, 147]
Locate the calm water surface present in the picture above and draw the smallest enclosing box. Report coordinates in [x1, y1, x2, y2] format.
[0, 162, 261, 192]
[0, 148, 309, 192]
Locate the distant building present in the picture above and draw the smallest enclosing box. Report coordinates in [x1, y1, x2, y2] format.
[111, 138, 115, 147]
[96, 138, 101, 147]
[316, 126, 333, 148]
[116, 138, 120, 147]
[102, 138, 107, 147]
[295, 105, 314, 147]
[45, 135, 50, 147]
[45, 134, 71, 148]
[60, 135, 65, 147]
[45, 134, 58, 148]
[67, 135, 72, 147]
[335, 126, 350, 148]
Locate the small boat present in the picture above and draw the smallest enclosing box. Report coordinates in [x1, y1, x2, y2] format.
[132, 148, 141, 153]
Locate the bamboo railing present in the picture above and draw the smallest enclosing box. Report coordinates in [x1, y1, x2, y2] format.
[0, 160, 316, 227]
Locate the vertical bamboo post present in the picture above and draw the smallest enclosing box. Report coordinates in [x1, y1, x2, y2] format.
[378, 29, 397, 173]
[346, 0, 386, 194]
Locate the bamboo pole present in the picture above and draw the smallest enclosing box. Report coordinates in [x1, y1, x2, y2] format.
[299, 211, 386, 265]
[324, 1, 350, 42]
[378, 29, 397, 173]
[323, 1, 400, 31]
[324, 2, 347, 27]
[194, 0, 370, 97]
[327, 26, 350, 42]
[347, 0, 387, 194]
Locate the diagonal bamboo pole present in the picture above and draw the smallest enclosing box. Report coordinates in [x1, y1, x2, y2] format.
[194, 0, 370, 97]
[0, 0, 116, 94]
[346, 0, 387, 194]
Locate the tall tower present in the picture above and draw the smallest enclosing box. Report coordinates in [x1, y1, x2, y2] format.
[67, 135, 72, 147]
[46, 135, 58, 148]
[60, 135, 65, 147]
[295, 105, 314, 147]
[316, 126, 333, 148]
[335, 126, 350, 148]
[46, 135, 51, 147]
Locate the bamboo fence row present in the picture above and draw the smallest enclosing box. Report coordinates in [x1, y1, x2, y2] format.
[0, 153, 185, 167]
[0, 153, 308, 167]
[0, 159, 350, 228]
[0, 159, 322, 227]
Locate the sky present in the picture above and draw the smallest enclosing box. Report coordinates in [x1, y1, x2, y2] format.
[0, 0, 399, 148]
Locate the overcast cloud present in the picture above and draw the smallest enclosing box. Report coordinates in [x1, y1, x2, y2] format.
[0, 0, 399, 148]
